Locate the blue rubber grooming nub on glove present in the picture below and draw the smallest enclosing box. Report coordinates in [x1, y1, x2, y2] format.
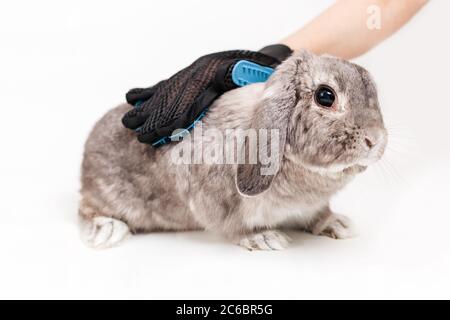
[231, 60, 274, 87]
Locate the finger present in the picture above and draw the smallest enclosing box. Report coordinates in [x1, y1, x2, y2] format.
[121, 102, 153, 130]
[190, 85, 221, 117]
[137, 126, 160, 145]
[126, 79, 166, 105]
[126, 87, 156, 105]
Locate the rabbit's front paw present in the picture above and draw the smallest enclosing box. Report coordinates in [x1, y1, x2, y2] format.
[81, 216, 130, 249]
[238, 230, 292, 251]
[311, 213, 356, 239]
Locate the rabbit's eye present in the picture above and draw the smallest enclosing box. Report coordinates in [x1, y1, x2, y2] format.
[315, 86, 336, 108]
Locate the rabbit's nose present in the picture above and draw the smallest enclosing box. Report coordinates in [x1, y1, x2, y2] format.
[363, 127, 384, 150]
[358, 127, 387, 166]
[364, 137, 374, 149]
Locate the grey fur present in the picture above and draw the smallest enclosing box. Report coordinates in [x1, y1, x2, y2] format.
[79, 51, 387, 249]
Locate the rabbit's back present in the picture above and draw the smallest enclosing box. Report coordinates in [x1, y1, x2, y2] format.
[80, 104, 201, 232]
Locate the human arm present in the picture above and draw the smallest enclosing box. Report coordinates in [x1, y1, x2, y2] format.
[281, 0, 429, 59]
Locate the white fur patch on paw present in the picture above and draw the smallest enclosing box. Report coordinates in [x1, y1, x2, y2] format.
[313, 214, 356, 240]
[239, 230, 292, 251]
[82, 216, 130, 249]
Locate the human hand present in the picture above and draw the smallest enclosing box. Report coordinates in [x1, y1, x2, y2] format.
[122, 45, 292, 146]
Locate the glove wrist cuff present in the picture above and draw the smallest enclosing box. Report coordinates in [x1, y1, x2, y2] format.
[259, 44, 293, 63]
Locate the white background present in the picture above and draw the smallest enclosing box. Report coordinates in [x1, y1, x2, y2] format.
[0, 0, 449, 299]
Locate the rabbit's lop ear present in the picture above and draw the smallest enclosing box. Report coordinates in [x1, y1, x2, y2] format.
[236, 51, 309, 196]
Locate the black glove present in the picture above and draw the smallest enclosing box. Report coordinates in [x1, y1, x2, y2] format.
[122, 44, 292, 146]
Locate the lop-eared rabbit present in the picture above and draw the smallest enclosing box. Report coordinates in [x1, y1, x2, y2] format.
[80, 51, 387, 250]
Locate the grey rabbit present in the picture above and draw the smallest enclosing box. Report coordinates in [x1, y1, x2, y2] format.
[79, 50, 387, 250]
